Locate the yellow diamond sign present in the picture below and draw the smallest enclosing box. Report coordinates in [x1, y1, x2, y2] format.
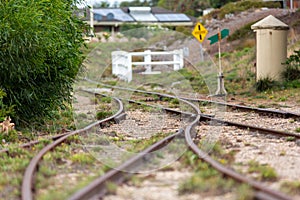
[192, 22, 208, 43]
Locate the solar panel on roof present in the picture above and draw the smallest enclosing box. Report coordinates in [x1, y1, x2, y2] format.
[155, 14, 190, 22]
[130, 12, 158, 22]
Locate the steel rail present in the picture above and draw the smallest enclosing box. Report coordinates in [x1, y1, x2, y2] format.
[68, 91, 198, 200]
[68, 93, 292, 200]
[68, 131, 181, 200]
[0, 132, 69, 155]
[184, 97, 292, 200]
[90, 90, 300, 139]
[85, 78, 300, 119]
[1, 92, 114, 155]
[21, 97, 124, 200]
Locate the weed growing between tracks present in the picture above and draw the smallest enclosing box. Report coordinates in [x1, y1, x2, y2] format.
[247, 160, 278, 181]
[34, 137, 107, 200]
[281, 181, 300, 196]
[0, 140, 52, 199]
[178, 150, 254, 199]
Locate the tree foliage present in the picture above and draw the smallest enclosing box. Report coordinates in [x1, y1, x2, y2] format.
[93, 1, 110, 8]
[0, 0, 86, 125]
[120, 0, 150, 7]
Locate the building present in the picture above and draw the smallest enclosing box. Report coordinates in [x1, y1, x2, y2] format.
[80, 7, 197, 33]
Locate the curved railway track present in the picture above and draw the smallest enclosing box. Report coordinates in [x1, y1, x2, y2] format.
[21, 86, 298, 200]
[21, 96, 124, 200]
[68, 90, 293, 200]
[0, 132, 69, 155]
[88, 88, 300, 140]
[85, 78, 300, 119]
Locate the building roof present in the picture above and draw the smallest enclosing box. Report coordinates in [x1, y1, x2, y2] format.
[251, 15, 289, 30]
[93, 8, 134, 22]
[91, 7, 195, 23]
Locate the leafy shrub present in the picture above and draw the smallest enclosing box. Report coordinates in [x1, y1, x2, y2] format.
[255, 77, 278, 92]
[283, 50, 300, 81]
[96, 111, 113, 120]
[0, 0, 86, 125]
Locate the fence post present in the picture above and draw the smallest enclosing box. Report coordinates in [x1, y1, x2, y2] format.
[144, 50, 152, 73]
[111, 51, 132, 82]
[173, 49, 184, 70]
[127, 53, 132, 82]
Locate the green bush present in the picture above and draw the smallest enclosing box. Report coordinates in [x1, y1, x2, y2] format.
[0, 0, 86, 125]
[255, 77, 278, 92]
[96, 111, 113, 120]
[283, 49, 300, 81]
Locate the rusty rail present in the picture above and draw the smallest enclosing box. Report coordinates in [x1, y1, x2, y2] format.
[184, 97, 292, 200]
[67, 93, 293, 200]
[86, 78, 300, 119]
[93, 91, 300, 139]
[21, 97, 124, 200]
[68, 131, 181, 200]
[0, 132, 69, 155]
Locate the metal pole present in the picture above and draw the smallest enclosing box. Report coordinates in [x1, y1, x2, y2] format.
[200, 43, 204, 62]
[215, 28, 227, 96]
[218, 28, 222, 74]
[290, 0, 293, 9]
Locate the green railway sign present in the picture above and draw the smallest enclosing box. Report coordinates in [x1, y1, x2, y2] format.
[208, 29, 229, 45]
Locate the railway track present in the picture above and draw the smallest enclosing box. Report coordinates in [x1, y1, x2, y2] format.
[67, 89, 294, 200]
[21, 96, 124, 200]
[0, 132, 69, 155]
[21, 90, 190, 199]
[85, 78, 300, 119]
[20, 85, 299, 199]
[87, 88, 300, 140]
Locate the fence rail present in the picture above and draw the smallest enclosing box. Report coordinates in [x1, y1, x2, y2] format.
[112, 49, 184, 82]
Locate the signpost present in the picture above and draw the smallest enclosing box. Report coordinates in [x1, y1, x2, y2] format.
[192, 22, 229, 96]
[192, 22, 208, 62]
[208, 28, 229, 96]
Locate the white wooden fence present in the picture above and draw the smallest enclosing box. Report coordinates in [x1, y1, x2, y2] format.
[111, 49, 184, 82]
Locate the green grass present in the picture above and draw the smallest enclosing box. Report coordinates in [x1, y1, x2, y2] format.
[105, 181, 118, 194]
[247, 160, 277, 181]
[178, 151, 239, 196]
[281, 181, 300, 195]
[286, 136, 296, 141]
[100, 96, 112, 103]
[70, 153, 95, 164]
[96, 111, 113, 120]
[0, 143, 47, 199]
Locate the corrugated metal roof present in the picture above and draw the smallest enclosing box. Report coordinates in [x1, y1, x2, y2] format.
[93, 8, 134, 22]
[251, 15, 289, 30]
